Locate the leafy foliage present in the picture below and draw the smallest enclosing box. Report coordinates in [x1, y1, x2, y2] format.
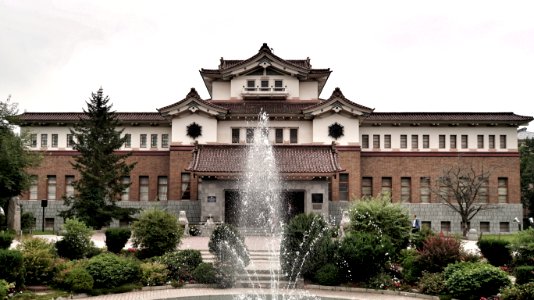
[209, 223, 249, 267]
[314, 263, 341, 286]
[21, 212, 36, 232]
[16, 237, 57, 285]
[157, 250, 202, 281]
[410, 225, 435, 250]
[0, 231, 14, 249]
[443, 262, 511, 300]
[0, 249, 25, 287]
[501, 282, 534, 300]
[418, 271, 447, 296]
[192, 262, 217, 284]
[55, 218, 94, 260]
[105, 227, 131, 254]
[280, 213, 333, 281]
[509, 228, 534, 266]
[131, 209, 183, 258]
[85, 253, 141, 289]
[140, 262, 168, 286]
[520, 137, 534, 211]
[348, 194, 411, 255]
[477, 237, 512, 266]
[59, 88, 137, 229]
[399, 248, 422, 283]
[64, 267, 94, 293]
[514, 265, 534, 285]
[417, 233, 463, 273]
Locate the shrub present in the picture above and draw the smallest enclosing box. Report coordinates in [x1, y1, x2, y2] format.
[338, 231, 394, 282]
[514, 265, 534, 285]
[21, 212, 36, 233]
[140, 262, 168, 286]
[56, 218, 94, 260]
[105, 227, 131, 254]
[189, 225, 202, 236]
[367, 272, 400, 290]
[85, 253, 141, 289]
[157, 250, 202, 281]
[192, 262, 217, 284]
[348, 194, 411, 256]
[0, 231, 14, 249]
[477, 237, 512, 266]
[16, 237, 57, 285]
[0, 249, 24, 287]
[444, 262, 511, 300]
[501, 282, 534, 300]
[399, 248, 422, 283]
[209, 223, 249, 267]
[510, 229, 534, 266]
[417, 233, 462, 273]
[64, 267, 93, 293]
[280, 213, 334, 281]
[131, 209, 183, 258]
[411, 225, 435, 251]
[214, 261, 236, 288]
[0, 279, 11, 299]
[314, 263, 341, 286]
[418, 272, 447, 296]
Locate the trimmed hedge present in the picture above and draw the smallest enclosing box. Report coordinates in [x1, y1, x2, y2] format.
[514, 265, 534, 285]
[105, 228, 131, 254]
[0, 249, 25, 287]
[85, 253, 141, 289]
[157, 249, 203, 281]
[477, 238, 512, 266]
[192, 262, 217, 284]
[444, 262, 511, 300]
[314, 263, 341, 286]
[0, 231, 14, 249]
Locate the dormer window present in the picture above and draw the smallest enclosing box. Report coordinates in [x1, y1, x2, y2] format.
[260, 80, 269, 91]
[246, 80, 255, 91]
[274, 80, 284, 91]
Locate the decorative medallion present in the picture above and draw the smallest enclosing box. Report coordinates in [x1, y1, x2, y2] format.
[186, 122, 202, 139]
[328, 122, 344, 140]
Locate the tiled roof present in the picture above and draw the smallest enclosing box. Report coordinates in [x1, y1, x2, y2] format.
[158, 88, 227, 112]
[212, 100, 321, 115]
[187, 144, 343, 174]
[17, 112, 166, 122]
[366, 112, 533, 123]
[303, 88, 374, 113]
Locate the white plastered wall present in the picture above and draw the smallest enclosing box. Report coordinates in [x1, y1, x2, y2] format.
[299, 82, 319, 100]
[217, 120, 313, 144]
[312, 113, 360, 145]
[212, 81, 231, 99]
[171, 112, 218, 144]
[359, 126, 519, 151]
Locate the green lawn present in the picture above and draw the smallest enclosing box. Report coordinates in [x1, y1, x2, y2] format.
[479, 233, 519, 243]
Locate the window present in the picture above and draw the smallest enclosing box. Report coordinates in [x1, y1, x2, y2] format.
[479, 179, 488, 203]
[121, 177, 130, 201]
[44, 218, 55, 231]
[246, 128, 254, 143]
[500, 222, 510, 233]
[290, 128, 298, 144]
[30, 134, 37, 148]
[362, 135, 369, 148]
[441, 221, 451, 232]
[140, 134, 147, 148]
[362, 177, 373, 198]
[477, 135, 484, 149]
[384, 135, 391, 149]
[161, 134, 169, 148]
[373, 135, 380, 148]
[400, 135, 407, 149]
[47, 175, 56, 200]
[246, 80, 255, 91]
[339, 173, 349, 201]
[423, 135, 429, 149]
[411, 135, 418, 149]
[260, 80, 269, 91]
[29, 175, 38, 200]
[401, 177, 411, 202]
[275, 128, 283, 144]
[67, 134, 75, 147]
[450, 135, 457, 149]
[439, 135, 446, 149]
[181, 173, 191, 199]
[480, 221, 490, 233]
[420, 177, 431, 203]
[124, 134, 131, 148]
[41, 134, 48, 147]
[150, 134, 158, 148]
[65, 175, 75, 198]
[139, 176, 149, 201]
[51, 134, 58, 148]
[439, 177, 450, 201]
[498, 177, 508, 203]
[232, 128, 240, 143]
[274, 80, 284, 91]
[489, 135, 495, 149]
[381, 177, 392, 198]
[461, 135, 468, 149]
[500, 135, 507, 149]
[158, 176, 168, 201]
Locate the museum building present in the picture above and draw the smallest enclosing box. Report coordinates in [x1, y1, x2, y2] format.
[17, 44, 533, 234]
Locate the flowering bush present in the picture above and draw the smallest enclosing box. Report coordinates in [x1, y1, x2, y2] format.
[140, 262, 168, 286]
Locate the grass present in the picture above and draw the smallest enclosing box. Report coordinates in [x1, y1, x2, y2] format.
[479, 233, 519, 243]
[12, 290, 69, 300]
[27, 230, 56, 236]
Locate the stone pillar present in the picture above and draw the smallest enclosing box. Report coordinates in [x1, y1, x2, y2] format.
[7, 197, 21, 234]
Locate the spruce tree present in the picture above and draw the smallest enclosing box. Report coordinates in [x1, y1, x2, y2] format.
[60, 88, 137, 229]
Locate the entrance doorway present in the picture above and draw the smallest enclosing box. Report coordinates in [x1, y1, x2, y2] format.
[282, 191, 305, 223]
[224, 190, 240, 226]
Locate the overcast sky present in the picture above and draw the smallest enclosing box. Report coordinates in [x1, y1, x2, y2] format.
[1, 0, 533, 130]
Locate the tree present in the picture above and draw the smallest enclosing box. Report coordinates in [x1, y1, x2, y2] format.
[59, 88, 137, 229]
[433, 164, 494, 236]
[131, 209, 183, 258]
[0, 96, 41, 225]
[520, 138, 534, 214]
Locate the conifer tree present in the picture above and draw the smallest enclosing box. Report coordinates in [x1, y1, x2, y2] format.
[60, 88, 137, 229]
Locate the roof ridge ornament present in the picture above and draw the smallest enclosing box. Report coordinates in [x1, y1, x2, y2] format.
[186, 88, 202, 100]
[259, 43, 273, 53]
[330, 87, 345, 99]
